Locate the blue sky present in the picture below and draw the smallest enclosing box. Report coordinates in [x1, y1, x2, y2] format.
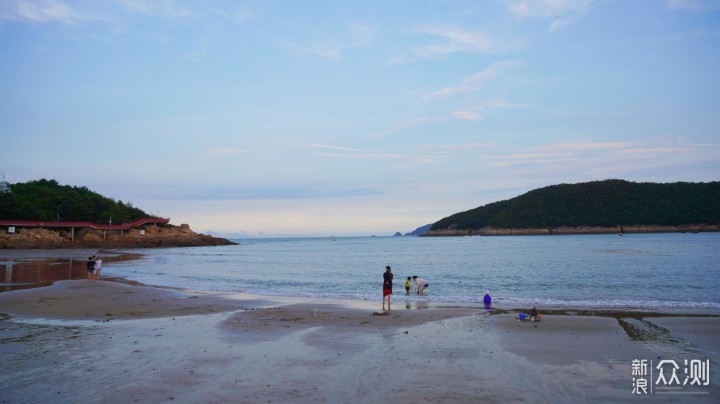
[1, 0, 719, 237]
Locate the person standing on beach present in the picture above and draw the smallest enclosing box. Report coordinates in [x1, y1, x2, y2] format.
[86, 256, 95, 281]
[382, 266, 393, 310]
[405, 276, 412, 295]
[94, 256, 103, 280]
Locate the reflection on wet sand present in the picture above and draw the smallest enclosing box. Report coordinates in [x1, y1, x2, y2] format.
[404, 300, 429, 310]
[0, 253, 142, 292]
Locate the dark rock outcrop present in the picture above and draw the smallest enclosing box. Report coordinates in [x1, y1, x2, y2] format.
[0, 224, 236, 249]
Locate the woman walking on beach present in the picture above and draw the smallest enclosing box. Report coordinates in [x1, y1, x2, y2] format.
[86, 256, 95, 281]
[382, 266, 393, 311]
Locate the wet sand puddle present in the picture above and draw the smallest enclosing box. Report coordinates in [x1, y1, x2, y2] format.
[0, 253, 142, 292]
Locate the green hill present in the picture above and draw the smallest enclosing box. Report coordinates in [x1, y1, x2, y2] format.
[430, 179, 720, 232]
[0, 179, 154, 224]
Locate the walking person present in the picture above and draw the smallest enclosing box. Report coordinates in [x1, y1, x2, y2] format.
[86, 256, 95, 281]
[382, 266, 393, 311]
[94, 256, 103, 280]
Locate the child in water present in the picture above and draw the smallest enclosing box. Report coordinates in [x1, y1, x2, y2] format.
[405, 277, 412, 295]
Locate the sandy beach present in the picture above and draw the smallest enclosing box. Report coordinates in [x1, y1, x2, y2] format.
[1, 273, 718, 402]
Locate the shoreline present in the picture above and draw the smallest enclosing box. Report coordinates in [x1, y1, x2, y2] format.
[1, 251, 718, 401]
[1, 277, 718, 401]
[2, 249, 718, 316]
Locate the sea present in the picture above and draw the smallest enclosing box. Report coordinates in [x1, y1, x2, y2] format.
[102, 233, 720, 313]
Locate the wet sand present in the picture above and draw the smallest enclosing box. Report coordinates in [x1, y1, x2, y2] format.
[0, 249, 142, 292]
[1, 273, 719, 401]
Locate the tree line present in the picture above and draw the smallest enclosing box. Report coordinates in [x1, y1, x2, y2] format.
[0, 179, 154, 224]
[431, 179, 720, 231]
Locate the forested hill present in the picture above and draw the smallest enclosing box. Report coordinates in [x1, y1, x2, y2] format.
[0, 179, 154, 224]
[430, 180, 720, 233]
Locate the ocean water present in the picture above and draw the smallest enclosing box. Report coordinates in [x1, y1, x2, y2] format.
[103, 233, 720, 313]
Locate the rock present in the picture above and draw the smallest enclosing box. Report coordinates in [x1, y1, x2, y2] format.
[0, 224, 236, 249]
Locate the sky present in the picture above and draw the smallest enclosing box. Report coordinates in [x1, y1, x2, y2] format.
[1, 0, 719, 237]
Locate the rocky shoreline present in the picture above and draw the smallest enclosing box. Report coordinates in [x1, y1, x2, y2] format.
[421, 223, 720, 237]
[0, 223, 236, 249]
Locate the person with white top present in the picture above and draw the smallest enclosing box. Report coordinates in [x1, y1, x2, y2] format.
[94, 256, 103, 280]
[412, 276, 429, 296]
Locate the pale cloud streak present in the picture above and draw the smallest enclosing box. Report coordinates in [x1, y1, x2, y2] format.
[308, 143, 407, 160]
[485, 140, 702, 171]
[428, 142, 498, 151]
[414, 25, 511, 56]
[667, 0, 720, 12]
[421, 61, 522, 101]
[265, 33, 344, 60]
[262, 23, 376, 60]
[306, 144, 365, 152]
[350, 23, 376, 47]
[317, 152, 406, 160]
[366, 117, 430, 139]
[507, 0, 593, 31]
[449, 100, 530, 121]
[529, 141, 636, 153]
[451, 111, 483, 121]
[0, 0, 92, 24]
[308, 144, 442, 164]
[113, 0, 190, 19]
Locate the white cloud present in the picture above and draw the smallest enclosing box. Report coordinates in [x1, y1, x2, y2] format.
[667, 0, 720, 12]
[421, 61, 522, 100]
[264, 33, 345, 60]
[436, 142, 498, 151]
[113, 0, 190, 19]
[309, 143, 442, 165]
[507, 0, 593, 31]
[317, 152, 406, 160]
[262, 23, 375, 61]
[366, 117, 430, 139]
[549, 16, 573, 31]
[0, 0, 91, 24]
[306, 144, 365, 152]
[414, 25, 509, 56]
[449, 100, 529, 121]
[350, 23, 376, 47]
[529, 141, 636, 152]
[112, 0, 149, 14]
[613, 147, 694, 158]
[451, 111, 483, 121]
[384, 53, 415, 65]
[484, 140, 703, 174]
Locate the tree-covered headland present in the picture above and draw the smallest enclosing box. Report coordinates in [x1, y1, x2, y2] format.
[0, 179, 155, 224]
[430, 179, 720, 233]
